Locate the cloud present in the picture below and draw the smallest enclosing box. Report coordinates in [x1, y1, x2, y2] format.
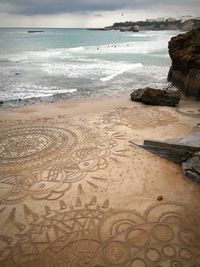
[0, 0, 199, 16]
[0, 0, 199, 28]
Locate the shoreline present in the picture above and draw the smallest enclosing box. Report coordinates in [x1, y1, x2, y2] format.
[0, 92, 200, 118]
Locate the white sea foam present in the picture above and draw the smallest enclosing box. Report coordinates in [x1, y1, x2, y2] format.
[41, 59, 143, 83]
[69, 46, 85, 51]
[0, 83, 77, 101]
[100, 63, 143, 82]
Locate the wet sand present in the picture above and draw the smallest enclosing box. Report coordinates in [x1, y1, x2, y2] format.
[0, 96, 200, 266]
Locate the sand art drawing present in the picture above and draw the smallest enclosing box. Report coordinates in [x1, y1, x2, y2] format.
[0, 199, 200, 266]
[102, 106, 179, 129]
[0, 110, 200, 267]
[0, 117, 128, 203]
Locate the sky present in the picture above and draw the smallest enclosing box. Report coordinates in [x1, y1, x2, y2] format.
[0, 0, 199, 28]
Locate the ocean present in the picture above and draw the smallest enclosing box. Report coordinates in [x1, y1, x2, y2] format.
[0, 28, 180, 107]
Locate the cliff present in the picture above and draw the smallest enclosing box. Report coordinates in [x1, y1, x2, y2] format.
[168, 28, 200, 98]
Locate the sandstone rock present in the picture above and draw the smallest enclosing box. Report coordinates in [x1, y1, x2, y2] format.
[168, 28, 200, 98]
[185, 69, 200, 97]
[182, 152, 200, 183]
[130, 124, 200, 182]
[130, 87, 181, 107]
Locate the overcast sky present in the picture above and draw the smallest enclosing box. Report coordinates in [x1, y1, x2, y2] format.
[0, 0, 199, 27]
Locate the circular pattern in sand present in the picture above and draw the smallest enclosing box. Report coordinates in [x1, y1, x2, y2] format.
[176, 107, 200, 116]
[0, 124, 77, 170]
[1, 202, 200, 266]
[102, 241, 130, 265]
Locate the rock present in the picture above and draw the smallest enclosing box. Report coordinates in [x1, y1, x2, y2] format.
[130, 124, 200, 182]
[120, 25, 139, 32]
[182, 152, 200, 183]
[15, 72, 19, 75]
[27, 30, 44, 33]
[130, 87, 181, 107]
[135, 144, 192, 164]
[0, 101, 3, 105]
[130, 25, 139, 32]
[168, 28, 200, 98]
[130, 124, 200, 163]
[157, 195, 163, 201]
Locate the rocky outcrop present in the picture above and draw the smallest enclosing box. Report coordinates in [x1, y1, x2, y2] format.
[130, 87, 181, 107]
[120, 25, 139, 32]
[168, 28, 200, 98]
[130, 124, 200, 182]
[27, 31, 44, 33]
[182, 152, 200, 183]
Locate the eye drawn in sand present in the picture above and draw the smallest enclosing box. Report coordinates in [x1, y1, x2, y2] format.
[0, 201, 200, 267]
[101, 106, 179, 129]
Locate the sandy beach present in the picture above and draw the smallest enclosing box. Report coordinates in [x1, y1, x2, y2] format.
[0, 96, 200, 266]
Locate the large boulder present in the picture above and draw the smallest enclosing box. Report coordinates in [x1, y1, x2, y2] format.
[168, 28, 200, 98]
[130, 87, 181, 106]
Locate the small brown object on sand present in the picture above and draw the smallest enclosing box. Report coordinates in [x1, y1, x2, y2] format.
[157, 195, 163, 201]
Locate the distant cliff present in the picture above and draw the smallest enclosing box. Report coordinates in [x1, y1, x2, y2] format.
[103, 19, 200, 31]
[168, 28, 200, 98]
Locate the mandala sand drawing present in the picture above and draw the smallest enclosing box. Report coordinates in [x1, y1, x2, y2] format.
[0, 117, 122, 203]
[0, 122, 78, 171]
[0, 201, 200, 266]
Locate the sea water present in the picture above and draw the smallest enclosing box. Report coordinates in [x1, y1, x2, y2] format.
[0, 28, 180, 107]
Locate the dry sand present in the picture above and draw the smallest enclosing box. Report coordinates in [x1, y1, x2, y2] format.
[0, 96, 200, 266]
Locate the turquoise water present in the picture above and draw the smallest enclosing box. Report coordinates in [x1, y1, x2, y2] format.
[0, 28, 180, 107]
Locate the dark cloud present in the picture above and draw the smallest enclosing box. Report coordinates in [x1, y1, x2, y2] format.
[0, 0, 199, 15]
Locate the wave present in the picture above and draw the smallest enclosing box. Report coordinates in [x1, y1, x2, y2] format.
[0, 37, 169, 65]
[69, 46, 85, 51]
[0, 83, 77, 101]
[0, 58, 11, 63]
[100, 63, 143, 82]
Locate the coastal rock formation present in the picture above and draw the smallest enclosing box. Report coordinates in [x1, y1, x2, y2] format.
[120, 25, 139, 32]
[27, 30, 44, 33]
[168, 28, 200, 98]
[182, 152, 200, 183]
[130, 124, 200, 182]
[130, 87, 181, 106]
